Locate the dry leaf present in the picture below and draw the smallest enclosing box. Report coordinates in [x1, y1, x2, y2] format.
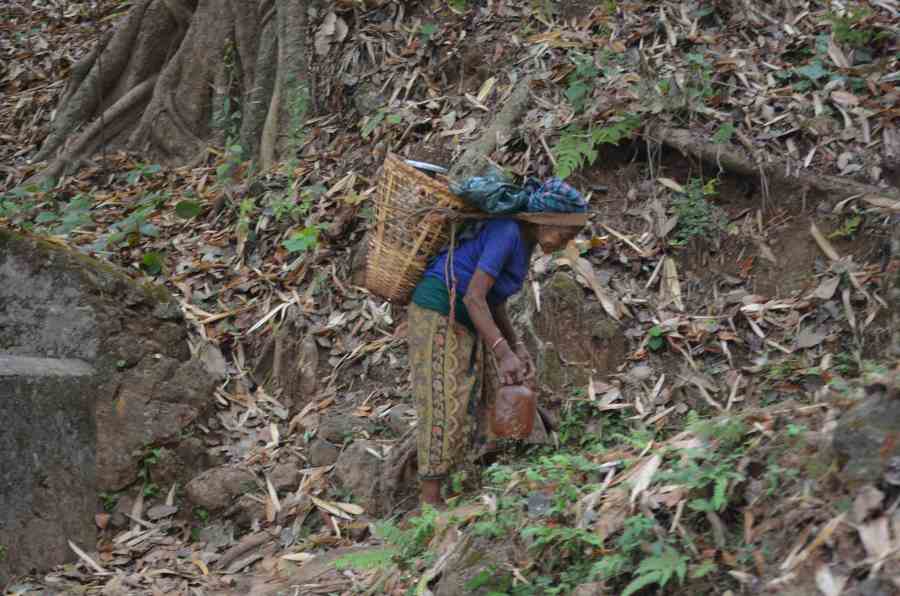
[629, 454, 662, 505]
[858, 517, 891, 559]
[810, 276, 840, 300]
[658, 177, 685, 193]
[815, 564, 847, 596]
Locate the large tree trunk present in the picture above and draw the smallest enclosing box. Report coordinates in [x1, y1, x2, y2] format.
[32, 0, 325, 181]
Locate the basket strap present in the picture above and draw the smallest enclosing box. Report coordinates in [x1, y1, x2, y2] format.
[446, 222, 459, 339]
[402, 206, 588, 228]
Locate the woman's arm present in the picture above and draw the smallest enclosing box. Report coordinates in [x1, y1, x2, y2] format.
[464, 269, 526, 385]
[490, 302, 519, 347]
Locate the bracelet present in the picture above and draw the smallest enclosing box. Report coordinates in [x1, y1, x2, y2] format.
[490, 337, 507, 352]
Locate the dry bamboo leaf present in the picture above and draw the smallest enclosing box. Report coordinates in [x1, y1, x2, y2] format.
[68, 540, 107, 574]
[862, 195, 900, 212]
[782, 514, 845, 571]
[851, 485, 884, 524]
[827, 39, 851, 69]
[563, 243, 622, 321]
[810, 222, 841, 261]
[334, 502, 364, 516]
[657, 177, 685, 193]
[629, 454, 662, 505]
[809, 276, 840, 300]
[311, 496, 352, 519]
[281, 552, 315, 562]
[815, 564, 847, 596]
[858, 517, 891, 560]
[661, 257, 683, 311]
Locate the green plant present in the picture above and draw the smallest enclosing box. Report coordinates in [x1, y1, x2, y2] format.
[143, 483, 160, 498]
[552, 113, 641, 179]
[124, 163, 162, 185]
[336, 505, 441, 571]
[564, 51, 599, 114]
[712, 123, 735, 145]
[621, 543, 689, 596]
[828, 214, 862, 239]
[194, 507, 210, 523]
[100, 492, 120, 512]
[216, 143, 244, 183]
[447, 0, 468, 13]
[334, 548, 395, 571]
[827, 5, 877, 48]
[648, 325, 667, 351]
[670, 178, 725, 246]
[34, 194, 94, 236]
[141, 251, 164, 275]
[418, 22, 437, 42]
[0, 544, 6, 562]
[283, 224, 324, 254]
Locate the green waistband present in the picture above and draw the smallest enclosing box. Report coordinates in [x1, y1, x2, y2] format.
[411, 275, 476, 334]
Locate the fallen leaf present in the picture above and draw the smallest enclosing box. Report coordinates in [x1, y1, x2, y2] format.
[815, 564, 847, 596]
[858, 516, 891, 559]
[629, 454, 662, 505]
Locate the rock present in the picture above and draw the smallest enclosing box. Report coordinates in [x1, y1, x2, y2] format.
[318, 413, 374, 444]
[253, 323, 319, 410]
[844, 577, 898, 596]
[231, 494, 266, 529]
[308, 439, 341, 467]
[510, 272, 627, 393]
[269, 462, 300, 492]
[186, 466, 258, 511]
[0, 229, 217, 494]
[833, 376, 900, 487]
[109, 494, 135, 529]
[0, 359, 97, 584]
[526, 492, 553, 518]
[334, 440, 382, 514]
[433, 535, 518, 596]
[573, 584, 605, 596]
[384, 404, 417, 435]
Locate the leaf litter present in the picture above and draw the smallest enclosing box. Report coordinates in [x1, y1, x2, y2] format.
[1, 0, 899, 594]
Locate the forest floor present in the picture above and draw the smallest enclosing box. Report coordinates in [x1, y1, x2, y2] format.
[2, 1, 900, 595]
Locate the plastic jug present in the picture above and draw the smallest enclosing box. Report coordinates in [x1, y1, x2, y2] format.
[490, 384, 536, 439]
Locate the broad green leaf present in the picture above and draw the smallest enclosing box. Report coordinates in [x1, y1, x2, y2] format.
[141, 251, 163, 275]
[175, 200, 203, 219]
[283, 226, 320, 253]
[35, 211, 58, 224]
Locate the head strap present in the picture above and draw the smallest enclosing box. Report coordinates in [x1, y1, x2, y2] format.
[513, 212, 589, 227]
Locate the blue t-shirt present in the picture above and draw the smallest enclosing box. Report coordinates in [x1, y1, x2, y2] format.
[423, 219, 533, 305]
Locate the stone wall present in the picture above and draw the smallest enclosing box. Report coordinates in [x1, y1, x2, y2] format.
[0, 229, 218, 582]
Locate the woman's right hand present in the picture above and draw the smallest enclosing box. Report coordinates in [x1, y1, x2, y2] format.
[497, 349, 526, 385]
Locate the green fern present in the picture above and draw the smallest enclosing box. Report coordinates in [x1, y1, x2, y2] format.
[553, 114, 641, 180]
[622, 544, 688, 596]
[334, 548, 396, 571]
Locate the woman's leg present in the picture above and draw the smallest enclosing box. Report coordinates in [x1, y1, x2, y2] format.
[408, 305, 478, 507]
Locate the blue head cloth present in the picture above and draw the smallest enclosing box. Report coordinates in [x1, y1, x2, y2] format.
[524, 178, 588, 213]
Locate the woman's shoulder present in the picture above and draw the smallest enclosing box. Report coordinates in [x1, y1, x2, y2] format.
[481, 218, 523, 239]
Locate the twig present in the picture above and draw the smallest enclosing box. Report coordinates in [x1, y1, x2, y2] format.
[216, 531, 275, 570]
[68, 540, 108, 575]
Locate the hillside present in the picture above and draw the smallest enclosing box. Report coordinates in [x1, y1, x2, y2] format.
[2, 1, 899, 595]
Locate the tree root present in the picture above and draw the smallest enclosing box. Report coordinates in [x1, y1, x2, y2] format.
[33, 0, 171, 163]
[448, 75, 535, 181]
[37, 75, 158, 182]
[652, 125, 900, 202]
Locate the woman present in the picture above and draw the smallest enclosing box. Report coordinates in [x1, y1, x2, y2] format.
[407, 196, 588, 507]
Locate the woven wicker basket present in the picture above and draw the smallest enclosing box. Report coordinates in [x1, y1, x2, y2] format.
[365, 153, 472, 304]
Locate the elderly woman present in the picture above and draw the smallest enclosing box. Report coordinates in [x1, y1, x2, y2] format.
[407, 183, 588, 507]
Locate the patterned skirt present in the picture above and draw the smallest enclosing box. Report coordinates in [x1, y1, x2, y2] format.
[407, 303, 498, 479]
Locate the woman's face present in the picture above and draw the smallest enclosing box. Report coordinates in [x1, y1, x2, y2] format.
[535, 225, 580, 252]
